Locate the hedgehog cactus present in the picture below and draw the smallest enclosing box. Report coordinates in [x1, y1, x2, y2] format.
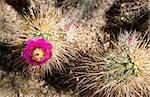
[0, 0, 149, 96]
[70, 31, 150, 97]
[0, 0, 83, 76]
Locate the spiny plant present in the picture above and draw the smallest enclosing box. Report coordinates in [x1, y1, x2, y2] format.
[70, 31, 150, 97]
[0, 0, 117, 76]
[1, 0, 82, 76]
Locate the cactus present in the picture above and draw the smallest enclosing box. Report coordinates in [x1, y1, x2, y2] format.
[70, 31, 150, 97]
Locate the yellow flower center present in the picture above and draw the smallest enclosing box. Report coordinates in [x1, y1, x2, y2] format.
[32, 48, 45, 62]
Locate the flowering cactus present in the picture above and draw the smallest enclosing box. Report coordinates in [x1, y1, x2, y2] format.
[7, 1, 83, 76]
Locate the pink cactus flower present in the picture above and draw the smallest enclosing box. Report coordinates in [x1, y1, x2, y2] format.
[128, 32, 137, 45]
[64, 21, 79, 31]
[22, 38, 52, 66]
